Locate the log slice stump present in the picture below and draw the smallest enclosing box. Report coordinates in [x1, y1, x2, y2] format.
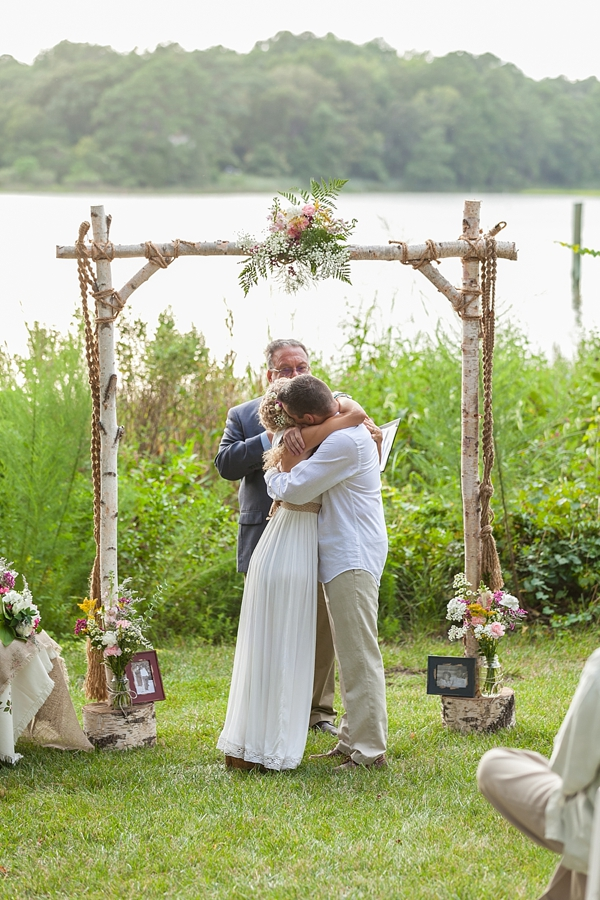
[83, 701, 156, 750]
[441, 687, 515, 734]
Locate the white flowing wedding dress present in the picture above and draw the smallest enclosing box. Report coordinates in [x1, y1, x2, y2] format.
[217, 494, 320, 771]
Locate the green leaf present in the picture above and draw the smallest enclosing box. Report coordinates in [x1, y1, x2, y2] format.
[0, 621, 14, 647]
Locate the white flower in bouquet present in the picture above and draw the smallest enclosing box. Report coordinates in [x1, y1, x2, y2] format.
[101, 631, 118, 647]
[4, 590, 28, 614]
[446, 597, 467, 622]
[499, 593, 520, 611]
[448, 625, 467, 641]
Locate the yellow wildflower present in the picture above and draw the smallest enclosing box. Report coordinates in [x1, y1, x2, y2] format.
[78, 597, 99, 618]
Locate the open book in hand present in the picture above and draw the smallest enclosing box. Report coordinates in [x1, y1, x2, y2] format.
[378, 418, 401, 473]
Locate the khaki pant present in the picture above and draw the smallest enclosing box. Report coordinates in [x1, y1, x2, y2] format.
[310, 582, 337, 726]
[323, 569, 387, 764]
[477, 747, 588, 900]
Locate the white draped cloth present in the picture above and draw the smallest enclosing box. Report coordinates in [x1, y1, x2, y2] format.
[217, 499, 319, 771]
[0, 631, 92, 764]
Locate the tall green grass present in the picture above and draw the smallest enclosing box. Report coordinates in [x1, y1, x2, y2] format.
[1, 311, 598, 641]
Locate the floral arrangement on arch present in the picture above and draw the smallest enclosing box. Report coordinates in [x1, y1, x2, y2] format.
[238, 178, 357, 295]
[0, 558, 41, 647]
[75, 582, 152, 708]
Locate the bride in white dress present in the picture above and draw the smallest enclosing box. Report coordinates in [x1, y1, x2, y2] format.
[217, 382, 364, 772]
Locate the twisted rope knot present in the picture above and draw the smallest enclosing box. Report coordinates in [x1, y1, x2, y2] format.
[388, 238, 441, 269]
[144, 241, 172, 269]
[91, 241, 115, 261]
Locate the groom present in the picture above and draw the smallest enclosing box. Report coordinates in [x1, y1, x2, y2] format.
[265, 374, 389, 771]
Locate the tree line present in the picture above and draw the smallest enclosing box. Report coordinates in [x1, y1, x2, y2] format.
[1, 32, 600, 192]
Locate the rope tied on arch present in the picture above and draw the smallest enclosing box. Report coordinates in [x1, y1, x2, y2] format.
[74, 221, 108, 701]
[388, 238, 441, 269]
[479, 231, 504, 591]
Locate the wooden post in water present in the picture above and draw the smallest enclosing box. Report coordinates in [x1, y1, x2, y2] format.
[572, 202, 583, 327]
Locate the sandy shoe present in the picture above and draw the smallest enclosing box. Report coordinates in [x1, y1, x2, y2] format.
[309, 745, 349, 761]
[333, 755, 388, 773]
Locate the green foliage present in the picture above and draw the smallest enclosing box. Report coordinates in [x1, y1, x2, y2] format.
[558, 241, 600, 258]
[118, 448, 243, 644]
[0, 324, 94, 636]
[4, 36, 600, 190]
[3, 309, 600, 642]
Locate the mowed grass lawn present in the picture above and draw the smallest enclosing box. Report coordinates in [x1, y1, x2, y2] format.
[0, 630, 596, 900]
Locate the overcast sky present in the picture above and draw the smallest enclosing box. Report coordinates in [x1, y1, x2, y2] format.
[2, 0, 599, 82]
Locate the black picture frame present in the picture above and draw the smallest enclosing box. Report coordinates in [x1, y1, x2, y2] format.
[125, 650, 166, 704]
[427, 655, 477, 698]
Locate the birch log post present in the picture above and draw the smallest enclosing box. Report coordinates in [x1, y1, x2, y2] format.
[90, 206, 119, 607]
[460, 200, 482, 660]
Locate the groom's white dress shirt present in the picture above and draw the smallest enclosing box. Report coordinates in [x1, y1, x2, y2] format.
[264, 424, 388, 585]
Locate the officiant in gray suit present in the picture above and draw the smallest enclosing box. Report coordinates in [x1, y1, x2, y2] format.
[214, 339, 338, 735]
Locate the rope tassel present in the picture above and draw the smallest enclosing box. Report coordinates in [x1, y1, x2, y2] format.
[479, 234, 504, 591]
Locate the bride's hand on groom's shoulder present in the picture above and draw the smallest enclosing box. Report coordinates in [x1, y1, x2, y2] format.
[282, 427, 305, 456]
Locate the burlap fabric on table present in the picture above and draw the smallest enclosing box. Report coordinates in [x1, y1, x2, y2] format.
[21, 631, 92, 752]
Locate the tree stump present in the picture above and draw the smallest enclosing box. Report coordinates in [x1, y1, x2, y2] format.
[83, 701, 156, 749]
[441, 687, 515, 734]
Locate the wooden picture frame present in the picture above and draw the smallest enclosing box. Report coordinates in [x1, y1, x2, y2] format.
[427, 655, 477, 698]
[125, 650, 166, 704]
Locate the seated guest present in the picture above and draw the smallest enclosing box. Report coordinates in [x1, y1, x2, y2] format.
[477, 648, 600, 900]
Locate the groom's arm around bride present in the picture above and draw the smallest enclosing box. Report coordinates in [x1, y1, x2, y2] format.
[265, 375, 389, 770]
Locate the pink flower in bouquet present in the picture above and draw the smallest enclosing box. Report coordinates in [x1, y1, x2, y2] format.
[471, 616, 486, 626]
[0, 587, 8, 595]
[480, 590, 494, 609]
[116, 619, 131, 629]
[103, 645, 122, 657]
[489, 622, 505, 638]
[302, 204, 316, 217]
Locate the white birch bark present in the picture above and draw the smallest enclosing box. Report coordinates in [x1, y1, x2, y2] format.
[56, 239, 517, 262]
[90, 205, 119, 607]
[461, 201, 482, 658]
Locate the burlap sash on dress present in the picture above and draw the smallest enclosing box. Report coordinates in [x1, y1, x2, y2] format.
[267, 500, 321, 518]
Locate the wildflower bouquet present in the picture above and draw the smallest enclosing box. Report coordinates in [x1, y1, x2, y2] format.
[446, 573, 527, 694]
[75, 583, 152, 708]
[238, 178, 357, 295]
[0, 558, 41, 647]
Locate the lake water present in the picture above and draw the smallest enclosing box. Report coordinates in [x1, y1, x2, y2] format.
[2, 191, 599, 372]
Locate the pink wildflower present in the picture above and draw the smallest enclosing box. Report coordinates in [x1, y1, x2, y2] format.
[103, 645, 122, 657]
[471, 616, 486, 626]
[302, 204, 316, 217]
[489, 622, 505, 638]
[116, 619, 131, 629]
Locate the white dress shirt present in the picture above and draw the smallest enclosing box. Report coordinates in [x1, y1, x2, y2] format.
[545, 647, 600, 872]
[264, 424, 388, 585]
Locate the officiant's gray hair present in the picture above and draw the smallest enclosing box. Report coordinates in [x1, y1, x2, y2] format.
[276, 374, 336, 418]
[265, 339, 309, 369]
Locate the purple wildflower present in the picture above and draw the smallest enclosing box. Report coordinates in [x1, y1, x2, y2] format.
[74, 618, 88, 636]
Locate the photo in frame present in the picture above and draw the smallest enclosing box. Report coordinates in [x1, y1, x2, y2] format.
[427, 655, 477, 698]
[125, 650, 166, 704]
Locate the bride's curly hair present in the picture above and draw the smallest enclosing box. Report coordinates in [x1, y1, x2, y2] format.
[259, 379, 296, 470]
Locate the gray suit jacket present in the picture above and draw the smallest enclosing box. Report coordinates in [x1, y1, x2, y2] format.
[214, 397, 272, 573]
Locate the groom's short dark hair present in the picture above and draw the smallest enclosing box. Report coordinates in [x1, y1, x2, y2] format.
[277, 374, 335, 418]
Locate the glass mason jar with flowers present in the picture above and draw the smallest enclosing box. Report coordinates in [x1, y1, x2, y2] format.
[75, 584, 152, 709]
[446, 574, 527, 696]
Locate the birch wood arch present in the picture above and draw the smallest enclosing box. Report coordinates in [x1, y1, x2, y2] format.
[57, 199, 518, 676]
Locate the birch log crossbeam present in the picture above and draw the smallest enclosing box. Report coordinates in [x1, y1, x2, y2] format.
[56, 239, 517, 262]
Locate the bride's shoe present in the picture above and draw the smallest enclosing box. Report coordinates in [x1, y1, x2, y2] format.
[225, 754, 268, 773]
